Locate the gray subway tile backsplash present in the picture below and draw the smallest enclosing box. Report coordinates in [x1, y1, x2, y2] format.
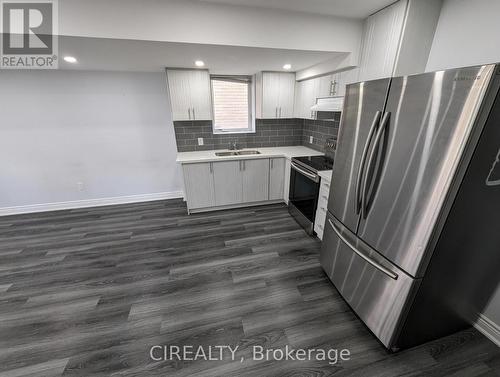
[174, 114, 341, 153]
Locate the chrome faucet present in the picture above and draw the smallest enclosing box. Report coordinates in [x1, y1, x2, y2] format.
[229, 141, 240, 150]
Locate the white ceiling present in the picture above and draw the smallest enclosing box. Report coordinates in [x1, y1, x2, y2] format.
[197, 0, 397, 18]
[59, 36, 345, 74]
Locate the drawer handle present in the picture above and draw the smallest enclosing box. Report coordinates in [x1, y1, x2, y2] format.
[322, 195, 328, 200]
[327, 219, 398, 280]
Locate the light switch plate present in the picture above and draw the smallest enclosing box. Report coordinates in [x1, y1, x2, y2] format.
[309, 136, 313, 143]
[198, 138, 204, 146]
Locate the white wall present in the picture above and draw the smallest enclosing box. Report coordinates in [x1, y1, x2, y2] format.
[59, 0, 363, 55]
[426, 0, 500, 71]
[0, 70, 183, 211]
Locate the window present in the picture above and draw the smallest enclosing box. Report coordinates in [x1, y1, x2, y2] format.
[211, 75, 254, 133]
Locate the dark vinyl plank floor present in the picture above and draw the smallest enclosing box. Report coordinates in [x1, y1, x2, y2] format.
[0, 199, 498, 376]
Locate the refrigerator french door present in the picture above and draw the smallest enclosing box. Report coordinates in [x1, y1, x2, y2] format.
[321, 64, 497, 349]
[327, 78, 391, 234]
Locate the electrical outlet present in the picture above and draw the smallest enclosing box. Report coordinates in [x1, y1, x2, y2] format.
[77, 182, 84, 192]
[309, 136, 313, 144]
[198, 137, 204, 146]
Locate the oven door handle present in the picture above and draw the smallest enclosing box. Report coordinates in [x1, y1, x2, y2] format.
[291, 161, 320, 183]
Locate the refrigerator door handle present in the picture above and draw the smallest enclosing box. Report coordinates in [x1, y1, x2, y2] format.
[355, 111, 382, 214]
[361, 111, 391, 217]
[328, 218, 398, 280]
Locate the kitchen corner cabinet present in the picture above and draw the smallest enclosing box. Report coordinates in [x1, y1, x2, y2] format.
[269, 158, 285, 200]
[256, 72, 295, 119]
[166, 69, 212, 121]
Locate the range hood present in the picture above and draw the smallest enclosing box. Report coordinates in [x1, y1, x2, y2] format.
[311, 96, 344, 112]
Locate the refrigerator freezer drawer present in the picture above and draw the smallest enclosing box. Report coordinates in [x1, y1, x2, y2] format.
[320, 214, 420, 349]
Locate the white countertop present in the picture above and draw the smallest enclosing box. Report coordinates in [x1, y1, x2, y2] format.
[318, 170, 333, 182]
[176, 146, 323, 164]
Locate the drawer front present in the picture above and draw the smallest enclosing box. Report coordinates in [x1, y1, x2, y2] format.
[314, 204, 326, 239]
[315, 227, 324, 240]
[316, 200, 328, 216]
[320, 214, 420, 349]
[320, 179, 331, 193]
[319, 186, 330, 204]
[314, 211, 326, 229]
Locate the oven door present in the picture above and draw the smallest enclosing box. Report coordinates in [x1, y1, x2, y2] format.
[289, 161, 320, 232]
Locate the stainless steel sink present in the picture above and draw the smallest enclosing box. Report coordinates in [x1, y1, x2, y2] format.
[215, 151, 239, 156]
[236, 150, 261, 155]
[215, 150, 261, 156]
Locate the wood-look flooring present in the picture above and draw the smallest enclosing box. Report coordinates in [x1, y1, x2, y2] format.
[0, 199, 498, 377]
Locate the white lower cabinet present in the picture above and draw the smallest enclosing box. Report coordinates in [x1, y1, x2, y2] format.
[242, 159, 269, 202]
[182, 157, 285, 213]
[269, 158, 285, 200]
[213, 160, 242, 206]
[182, 162, 216, 209]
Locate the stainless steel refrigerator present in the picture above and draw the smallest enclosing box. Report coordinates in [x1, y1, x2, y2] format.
[320, 64, 500, 351]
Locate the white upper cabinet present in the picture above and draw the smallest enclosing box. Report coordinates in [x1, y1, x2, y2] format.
[316, 74, 335, 97]
[357, 0, 407, 82]
[166, 69, 212, 121]
[293, 72, 354, 119]
[188, 69, 213, 120]
[257, 72, 296, 119]
[293, 79, 316, 119]
[261, 72, 280, 119]
[357, 0, 442, 82]
[277, 73, 296, 118]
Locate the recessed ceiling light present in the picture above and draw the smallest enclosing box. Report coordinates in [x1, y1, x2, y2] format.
[195, 60, 205, 67]
[64, 56, 77, 63]
[283, 63, 292, 70]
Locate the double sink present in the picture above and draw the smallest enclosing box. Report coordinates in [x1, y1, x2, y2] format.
[215, 150, 261, 157]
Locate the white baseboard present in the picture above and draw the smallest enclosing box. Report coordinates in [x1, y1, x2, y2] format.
[474, 313, 500, 347]
[0, 191, 184, 217]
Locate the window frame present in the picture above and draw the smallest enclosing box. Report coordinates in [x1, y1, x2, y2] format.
[210, 75, 255, 134]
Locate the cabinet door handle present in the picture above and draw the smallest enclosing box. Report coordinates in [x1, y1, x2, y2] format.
[192, 107, 196, 120]
[271, 159, 274, 169]
[243, 161, 245, 170]
[188, 108, 191, 120]
[279, 107, 282, 118]
[310, 110, 314, 119]
[209, 162, 213, 173]
[322, 195, 328, 200]
[275, 107, 278, 118]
